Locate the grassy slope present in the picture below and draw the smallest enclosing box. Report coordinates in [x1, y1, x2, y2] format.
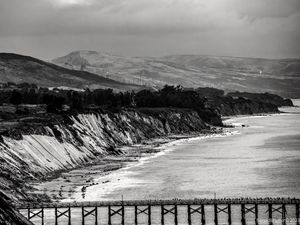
[53, 51, 300, 98]
[0, 53, 140, 91]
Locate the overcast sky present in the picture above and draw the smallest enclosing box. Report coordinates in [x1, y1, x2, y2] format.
[0, 0, 299, 60]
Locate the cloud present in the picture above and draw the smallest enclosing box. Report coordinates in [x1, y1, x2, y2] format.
[49, 0, 93, 7]
[2, 0, 298, 35]
[218, 0, 300, 18]
[0, 0, 299, 59]
[0, 0, 245, 35]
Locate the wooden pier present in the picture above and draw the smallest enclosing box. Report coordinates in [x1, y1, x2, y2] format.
[18, 198, 300, 225]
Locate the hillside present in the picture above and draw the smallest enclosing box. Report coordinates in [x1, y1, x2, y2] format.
[53, 51, 300, 98]
[0, 191, 33, 225]
[0, 53, 139, 91]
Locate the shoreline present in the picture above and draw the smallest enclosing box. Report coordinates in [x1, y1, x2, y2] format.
[64, 130, 241, 202]
[26, 107, 299, 203]
[26, 112, 283, 203]
[28, 129, 224, 202]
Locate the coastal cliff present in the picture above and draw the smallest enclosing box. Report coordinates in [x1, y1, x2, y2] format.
[0, 108, 207, 202]
[0, 84, 293, 203]
[207, 96, 279, 116]
[195, 87, 287, 116]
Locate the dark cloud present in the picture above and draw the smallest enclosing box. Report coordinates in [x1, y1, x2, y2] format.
[0, 0, 299, 59]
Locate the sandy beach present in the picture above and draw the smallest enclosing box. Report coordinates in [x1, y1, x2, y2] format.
[28, 130, 224, 202]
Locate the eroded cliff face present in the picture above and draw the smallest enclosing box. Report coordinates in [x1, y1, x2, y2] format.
[206, 97, 279, 116]
[0, 108, 207, 202]
[218, 100, 279, 116]
[0, 191, 33, 225]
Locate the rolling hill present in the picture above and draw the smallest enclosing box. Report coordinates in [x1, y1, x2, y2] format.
[53, 51, 300, 98]
[0, 53, 139, 91]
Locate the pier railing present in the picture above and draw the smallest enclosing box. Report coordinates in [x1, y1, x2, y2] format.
[17, 198, 300, 225]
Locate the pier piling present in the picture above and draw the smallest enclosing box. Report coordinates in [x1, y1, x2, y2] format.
[187, 204, 205, 225]
[187, 205, 191, 225]
[161, 205, 177, 225]
[161, 205, 164, 225]
[134, 205, 138, 225]
[27, 208, 44, 225]
[214, 204, 218, 225]
[82, 206, 97, 225]
[134, 205, 151, 225]
[296, 203, 300, 225]
[81, 207, 84, 225]
[255, 204, 258, 225]
[148, 205, 151, 225]
[108, 205, 124, 225]
[201, 204, 205, 225]
[282, 204, 286, 225]
[228, 204, 231, 225]
[241, 204, 246, 225]
[268, 204, 273, 225]
[174, 204, 178, 225]
[108, 205, 111, 225]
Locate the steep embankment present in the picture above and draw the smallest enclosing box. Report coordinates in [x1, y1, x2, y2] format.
[0, 191, 33, 225]
[206, 96, 280, 116]
[195, 87, 286, 116]
[0, 108, 207, 202]
[227, 92, 293, 107]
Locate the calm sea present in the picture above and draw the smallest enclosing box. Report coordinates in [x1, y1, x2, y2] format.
[74, 100, 300, 201]
[24, 100, 300, 225]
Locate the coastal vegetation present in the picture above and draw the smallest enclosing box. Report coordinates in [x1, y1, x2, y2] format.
[0, 82, 292, 123]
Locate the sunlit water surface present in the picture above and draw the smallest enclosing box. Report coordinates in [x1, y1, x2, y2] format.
[73, 100, 300, 201]
[22, 100, 300, 225]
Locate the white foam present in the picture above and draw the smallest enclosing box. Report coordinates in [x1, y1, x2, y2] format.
[62, 130, 241, 202]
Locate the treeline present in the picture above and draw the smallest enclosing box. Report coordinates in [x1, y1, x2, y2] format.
[135, 86, 221, 124]
[135, 85, 205, 108]
[1, 88, 133, 112]
[0, 84, 222, 124]
[227, 91, 293, 107]
[1, 82, 290, 125]
[1, 84, 208, 111]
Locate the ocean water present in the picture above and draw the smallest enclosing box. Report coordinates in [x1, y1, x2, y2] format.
[22, 100, 300, 225]
[70, 100, 300, 201]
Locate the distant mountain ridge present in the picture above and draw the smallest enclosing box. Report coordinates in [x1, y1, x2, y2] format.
[0, 51, 299, 97]
[0, 53, 139, 91]
[53, 51, 300, 98]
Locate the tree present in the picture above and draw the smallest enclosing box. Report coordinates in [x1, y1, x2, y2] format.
[23, 88, 38, 104]
[70, 91, 83, 110]
[9, 90, 22, 105]
[42, 94, 65, 112]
